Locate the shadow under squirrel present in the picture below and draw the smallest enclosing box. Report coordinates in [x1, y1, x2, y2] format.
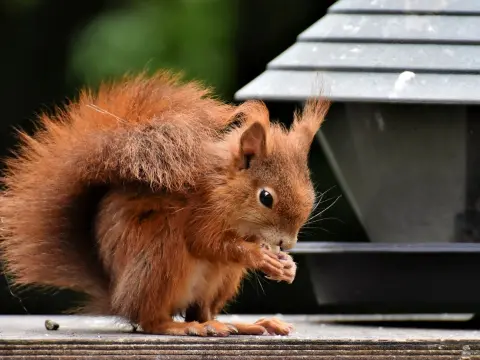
[0, 71, 330, 336]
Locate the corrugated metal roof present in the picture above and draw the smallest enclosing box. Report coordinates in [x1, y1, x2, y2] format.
[235, 0, 480, 104]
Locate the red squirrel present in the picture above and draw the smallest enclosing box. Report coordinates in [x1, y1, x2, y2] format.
[0, 71, 330, 336]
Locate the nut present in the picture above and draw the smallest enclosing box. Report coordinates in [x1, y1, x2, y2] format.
[45, 319, 59, 331]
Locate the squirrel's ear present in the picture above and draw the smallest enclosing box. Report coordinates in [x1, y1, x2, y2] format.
[291, 98, 330, 150]
[239, 122, 267, 169]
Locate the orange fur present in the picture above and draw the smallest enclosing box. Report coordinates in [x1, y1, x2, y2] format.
[0, 70, 330, 336]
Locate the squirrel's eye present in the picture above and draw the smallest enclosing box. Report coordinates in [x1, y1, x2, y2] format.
[259, 189, 273, 208]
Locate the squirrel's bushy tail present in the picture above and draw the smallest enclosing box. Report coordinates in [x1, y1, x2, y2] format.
[0, 71, 237, 307]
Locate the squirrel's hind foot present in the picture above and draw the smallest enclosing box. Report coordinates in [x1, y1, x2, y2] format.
[141, 318, 292, 337]
[142, 320, 237, 337]
[232, 317, 294, 336]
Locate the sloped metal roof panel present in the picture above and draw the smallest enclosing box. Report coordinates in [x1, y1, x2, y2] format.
[268, 43, 480, 73]
[235, 70, 480, 104]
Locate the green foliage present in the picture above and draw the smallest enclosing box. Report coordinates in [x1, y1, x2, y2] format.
[68, 0, 236, 98]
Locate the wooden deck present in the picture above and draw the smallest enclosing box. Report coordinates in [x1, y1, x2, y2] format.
[2, 315, 480, 359]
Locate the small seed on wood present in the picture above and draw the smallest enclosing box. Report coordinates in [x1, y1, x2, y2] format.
[45, 320, 59, 331]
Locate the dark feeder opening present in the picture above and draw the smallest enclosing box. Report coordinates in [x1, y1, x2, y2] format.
[235, 0, 480, 316]
[321, 102, 477, 245]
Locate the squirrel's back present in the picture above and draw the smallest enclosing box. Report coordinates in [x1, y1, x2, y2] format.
[0, 71, 237, 304]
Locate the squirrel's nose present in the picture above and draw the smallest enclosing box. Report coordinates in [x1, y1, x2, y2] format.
[278, 237, 297, 251]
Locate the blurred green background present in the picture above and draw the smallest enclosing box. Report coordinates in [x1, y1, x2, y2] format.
[0, 0, 367, 316]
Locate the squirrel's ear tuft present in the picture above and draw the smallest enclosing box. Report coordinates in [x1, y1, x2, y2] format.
[229, 100, 270, 128]
[291, 97, 331, 150]
[239, 122, 267, 169]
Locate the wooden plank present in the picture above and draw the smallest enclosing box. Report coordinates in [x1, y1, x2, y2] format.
[298, 14, 480, 44]
[329, 0, 480, 15]
[1, 315, 480, 359]
[234, 69, 480, 104]
[268, 42, 480, 73]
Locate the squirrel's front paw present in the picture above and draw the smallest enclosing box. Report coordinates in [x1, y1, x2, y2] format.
[266, 252, 297, 284]
[253, 246, 284, 278]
